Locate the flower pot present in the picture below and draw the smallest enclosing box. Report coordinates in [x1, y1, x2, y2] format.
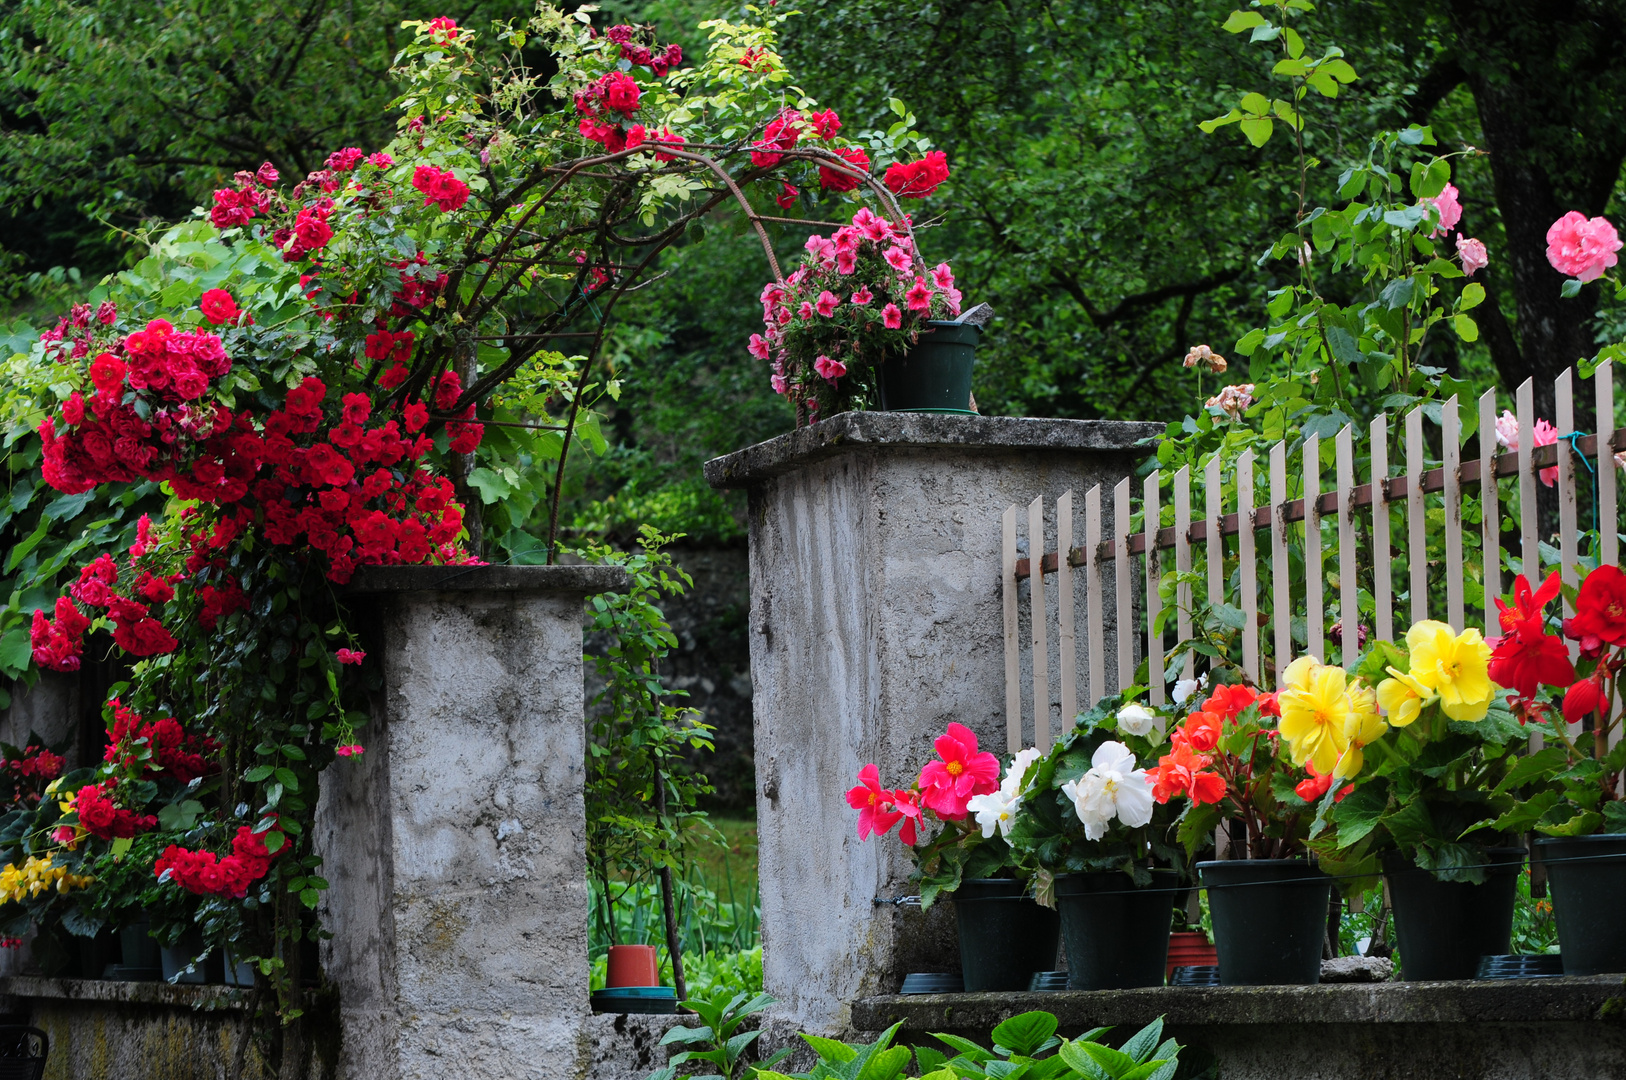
[1198, 859, 1332, 985]
[949, 878, 1060, 992]
[1054, 870, 1177, 990]
[1383, 848, 1524, 980]
[108, 917, 162, 981]
[605, 943, 660, 988]
[876, 321, 978, 413]
[1535, 834, 1626, 975]
[223, 949, 256, 987]
[160, 930, 225, 985]
[1166, 930, 1219, 979]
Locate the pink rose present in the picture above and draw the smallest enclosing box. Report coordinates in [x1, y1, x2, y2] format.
[816, 290, 839, 316]
[1494, 409, 1520, 450]
[1425, 182, 1462, 238]
[882, 303, 902, 329]
[1546, 211, 1622, 283]
[814, 355, 847, 380]
[1457, 236, 1488, 276]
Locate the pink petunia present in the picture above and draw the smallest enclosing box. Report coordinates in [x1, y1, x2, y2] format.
[816, 290, 840, 317]
[883, 246, 912, 273]
[814, 354, 847, 380]
[882, 303, 902, 329]
[1546, 212, 1622, 283]
[770, 373, 789, 395]
[851, 207, 892, 242]
[836, 250, 857, 275]
[906, 277, 934, 312]
[804, 234, 837, 265]
[917, 722, 1000, 820]
[799, 301, 815, 321]
[748, 333, 772, 360]
[930, 262, 955, 291]
[851, 286, 874, 305]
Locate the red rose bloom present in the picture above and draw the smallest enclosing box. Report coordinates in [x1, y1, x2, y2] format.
[883, 150, 950, 198]
[199, 289, 240, 326]
[819, 147, 871, 192]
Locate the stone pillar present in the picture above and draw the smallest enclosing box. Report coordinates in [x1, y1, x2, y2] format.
[705, 413, 1159, 1040]
[315, 564, 627, 1080]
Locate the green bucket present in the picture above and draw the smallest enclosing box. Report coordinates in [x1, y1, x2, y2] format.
[876, 321, 979, 413]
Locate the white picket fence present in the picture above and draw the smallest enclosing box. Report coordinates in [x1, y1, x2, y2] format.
[1000, 364, 1624, 756]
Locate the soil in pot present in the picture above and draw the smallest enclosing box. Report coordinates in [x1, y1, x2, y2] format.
[1384, 848, 1524, 980]
[1198, 859, 1332, 985]
[950, 878, 1060, 992]
[1535, 834, 1626, 975]
[876, 321, 978, 413]
[1055, 870, 1178, 989]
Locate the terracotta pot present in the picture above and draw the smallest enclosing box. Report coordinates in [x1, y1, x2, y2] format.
[1165, 930, 1218, 979]
[605, 944, 660, 988]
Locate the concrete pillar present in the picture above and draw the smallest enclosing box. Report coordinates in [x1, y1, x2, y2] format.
[315, 564, 627, 1079]
[705, 413, 1159, 1040]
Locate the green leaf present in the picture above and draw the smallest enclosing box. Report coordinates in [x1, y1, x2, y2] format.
[1221, 10, 1268, 32]
[1238, 92, 1269, 116]
[1239, 116, 1274, 147]
[1452, 314, 1479, 342]
[1380, 278, 1415, 309]
[931, 1033, 994, 1063]
[1382, 206, 1426, 230]
[802, 1033, 859, 1062]
[465, 467, 513, 504]
[1198, 109, 1242, 134]
[1061, 1039, 1138, 1078]
[1118, 1018, 1164, 1063]
[6, 519, 50, 573]
[1493, 747, 1569, 794]
[992, 1012, 1059, 1056]
[1459, 282, 1486, 310]
[0, 629, 32, 678]
[243, 764, 275, 783]
[157, 799, 205, 831]
[1561, 278, 1583, 298]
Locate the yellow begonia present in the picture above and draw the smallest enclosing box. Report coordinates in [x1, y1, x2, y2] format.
[0, 856, 93, 904]
[1405, 620, 1494, 722]
[1334, 682, 1387, 779]
[1277, 656, 1353, 776]
[1376, 668, 1435, 727]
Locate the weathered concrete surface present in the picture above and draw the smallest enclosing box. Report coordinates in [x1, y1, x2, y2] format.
[853, 978, 1626, 1080]
[708, 413, 1159, 1042]
[316, 564, 628, 1080]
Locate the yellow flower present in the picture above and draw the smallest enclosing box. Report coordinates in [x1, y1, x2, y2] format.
[1376, 668, 1435, 727]
[1277, 656, 1353, 775]
[1405, 620, 1494, 722]
[1334, 681, 1387, 779]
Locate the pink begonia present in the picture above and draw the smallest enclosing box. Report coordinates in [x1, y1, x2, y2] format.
[883, 246, 912, 272]
[814, 354, 847, 380]
[905, 277, 934, 312]
[748, 334, 771, 361]
[816, 290, 840, 316]
[1546, 212, 1622, 283]
[882, 303, 902, 329]
[1425, 183, 1462, 238]
[851, 286, 874, 305]
[1457, 236, 1489, 276]
[916, 722, 1000, 820]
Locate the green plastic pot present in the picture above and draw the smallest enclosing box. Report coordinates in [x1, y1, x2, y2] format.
[1383, 848, 1524, 980]
[949, 878, 1059, 992]
[876, 321, 979, 413]
[1199, 859, 1332, 985]
[1536, 834, 1626, 975]
[1055, 870, 1178, 989]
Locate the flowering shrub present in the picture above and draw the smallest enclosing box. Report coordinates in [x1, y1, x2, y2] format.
[754, 207, 962, 420]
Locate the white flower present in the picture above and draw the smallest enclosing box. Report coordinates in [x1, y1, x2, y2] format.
[1494, 409, 1520, 451]
[1060, 741, 1156, 841]
[1116, 703, 1158, 737]
[1002, 747, 1043, 797]
[967, 787, 1022, 839]
[1171, 675, 1206, 706]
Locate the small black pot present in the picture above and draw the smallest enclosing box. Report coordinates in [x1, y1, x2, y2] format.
[1198, 859, 1332, 985]
[949, 878, 1060, 992]
[1384, 848, 1525, 980]
[876, 321, 978, 413]
[1535, 834, 1626, 975]
[1055, 870, 1178, 989]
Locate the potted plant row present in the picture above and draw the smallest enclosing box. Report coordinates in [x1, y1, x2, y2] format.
[847, 563, 1626, 989]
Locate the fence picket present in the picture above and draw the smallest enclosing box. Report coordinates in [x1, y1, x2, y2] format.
[1599, 360, 1618, 568]
[1085, 485, 1105, 713]
[1479, 387, 1500, 636]
[1115, 478, 1134, 694]
[1028, 495, 1051, 752]
[1407, 408, 1427, 624]
[1557, 371, 1579, 621]
[1145, 471, 1164, 706]
[1174, 466, 1194, 682]
[1518, 378, 1538, 582]
[1370, 415, 1393, 645]
[1206, 454, 1224, 616]
[1271, 443, 1291, 680]
[1237, 449, 1260, 684]
[1003, 504, 1020, 755]
[1304, 434, 1324, 663]
[1337, 427, 1358, 668]
[1443, 396, 1465, 633]
[1056, 489, 1077, 734]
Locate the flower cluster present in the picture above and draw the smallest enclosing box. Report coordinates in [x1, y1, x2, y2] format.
[1061, 741, 1155, 840]
[965, 747, 1041, 839]
[603, 23, 683, 76]
[0, 856, 93, 903]
[1151, 684, 1270, 805]
[103, 700, 219, 784]
[71, 780, 158, 841]
[1418, 183, 1491, 277]
[845, 722, 1001, 847]
[882, 150, 950, 199]
[1280, 656, 1385, 779]
[575, 71, 649, 152]
[209, 163, 278, 230]
[29, 597, 91, 672]
[410, 165, 471, 212]
[1205, 382, 1255, 420]
[1370, 622, 1494, 738]
[1, 745, 64, 808]
[1492, 567, 1626, 726]
[155, 824, 285, 898]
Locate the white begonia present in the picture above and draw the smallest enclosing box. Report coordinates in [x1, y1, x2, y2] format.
[967, 787, 1022, 839]
[1171, 675, 1206, 706]
[1003, 747, 1043, 796]
[1116, 703, 1158, 737]
[1060, 741, 1156, 841]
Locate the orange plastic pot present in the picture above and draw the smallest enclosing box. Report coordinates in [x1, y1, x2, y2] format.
[605, 944, 660, 988]
[1165, 931, 1218, 979]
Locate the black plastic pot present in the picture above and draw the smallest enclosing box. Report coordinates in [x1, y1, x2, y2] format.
[1198, 859, 1332, 985]
[949, 878, 1060, 992]
[876, 321, 978, 413]
[1535, 834, 1626, 975]
[1384, 848, 1524, 980]
[1055, 870, 1178, 989]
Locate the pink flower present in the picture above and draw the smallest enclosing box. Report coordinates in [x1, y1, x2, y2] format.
[906, 277, 934, 312]
[1498, 413, 1560, 485]
[832, 227, 861, 253]
[846, 764, 903, 840]
[851, 286, 874, 305]
[836, 250, 857, 275]
[1425, 182, 1462, 238]
[1494, 409, 1520, 450]
[335, 648, 366, 665]
[814, 355, 847, 380]
[882, 303, 902, 329]
[930, 262, 955, 291]
[851, 207, 891, 242]
[891, 788, 922, 846]
[1534, 418, 1559, 487]
[748, 333, 771, 361]
[336, 745, 365, 757]
[798, 301, 815, 321]
[770, 373, 789, 395]
[1546, 211, 1622, 283]
[804, 234, 836, 265]
[816, 290, 839, 316]
[916, 723, 999, 820]
[883, 246, 911, 272]
[1457, 237, 1489, 276]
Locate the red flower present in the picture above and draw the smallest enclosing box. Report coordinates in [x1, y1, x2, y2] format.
[846, 764, 904, 840]
[1255, 692, 1281, 717]
[916, 722, 999, 819]
[411, 165, 470, 212]
[1489, 572, 1575, 698]
[1294, 762, 1353, 803]
[751, 109, 801, 168]
[819, 147, 871, 193]
[1151, 743, 1225, 805]
[883, 151, 950, 198]
[336, 648, 366, 665]
[808, 109, 841, 139]
[776, 183, 799, 209]
[599, 72, 642, 116]
[426, 16, 458, 41]
[199, 289, 240, 326]
[1562, 675, 1604, 725]
[1173, 709, 1224, 753]
[1566, 565, 1626, 654]
[1202, 684, 1258, 720]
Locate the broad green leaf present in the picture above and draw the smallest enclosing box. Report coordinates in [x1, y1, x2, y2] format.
[993, 1011, 1058, 1056]
[1061, 1039, 1138, 1078]
[931, 1033, 994, 1062]
[1118, 1019, 1164, 1063]
[1239, 116, 1274, 147]
[1221, 10, 1268, 32]
[0, 630, 32, 678]
[1238, 92, 1269, 116]
[1459, 282, 1486, 310]
[802, 1033, 859, 1062]
[1453, 314, 1479, 342]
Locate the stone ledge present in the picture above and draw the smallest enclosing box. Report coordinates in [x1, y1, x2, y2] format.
[345, 563, 629, 596]
[852, 976, 1626, 1033]
[0, 975, 247, 1010]
[704, 413, 1163, 489]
